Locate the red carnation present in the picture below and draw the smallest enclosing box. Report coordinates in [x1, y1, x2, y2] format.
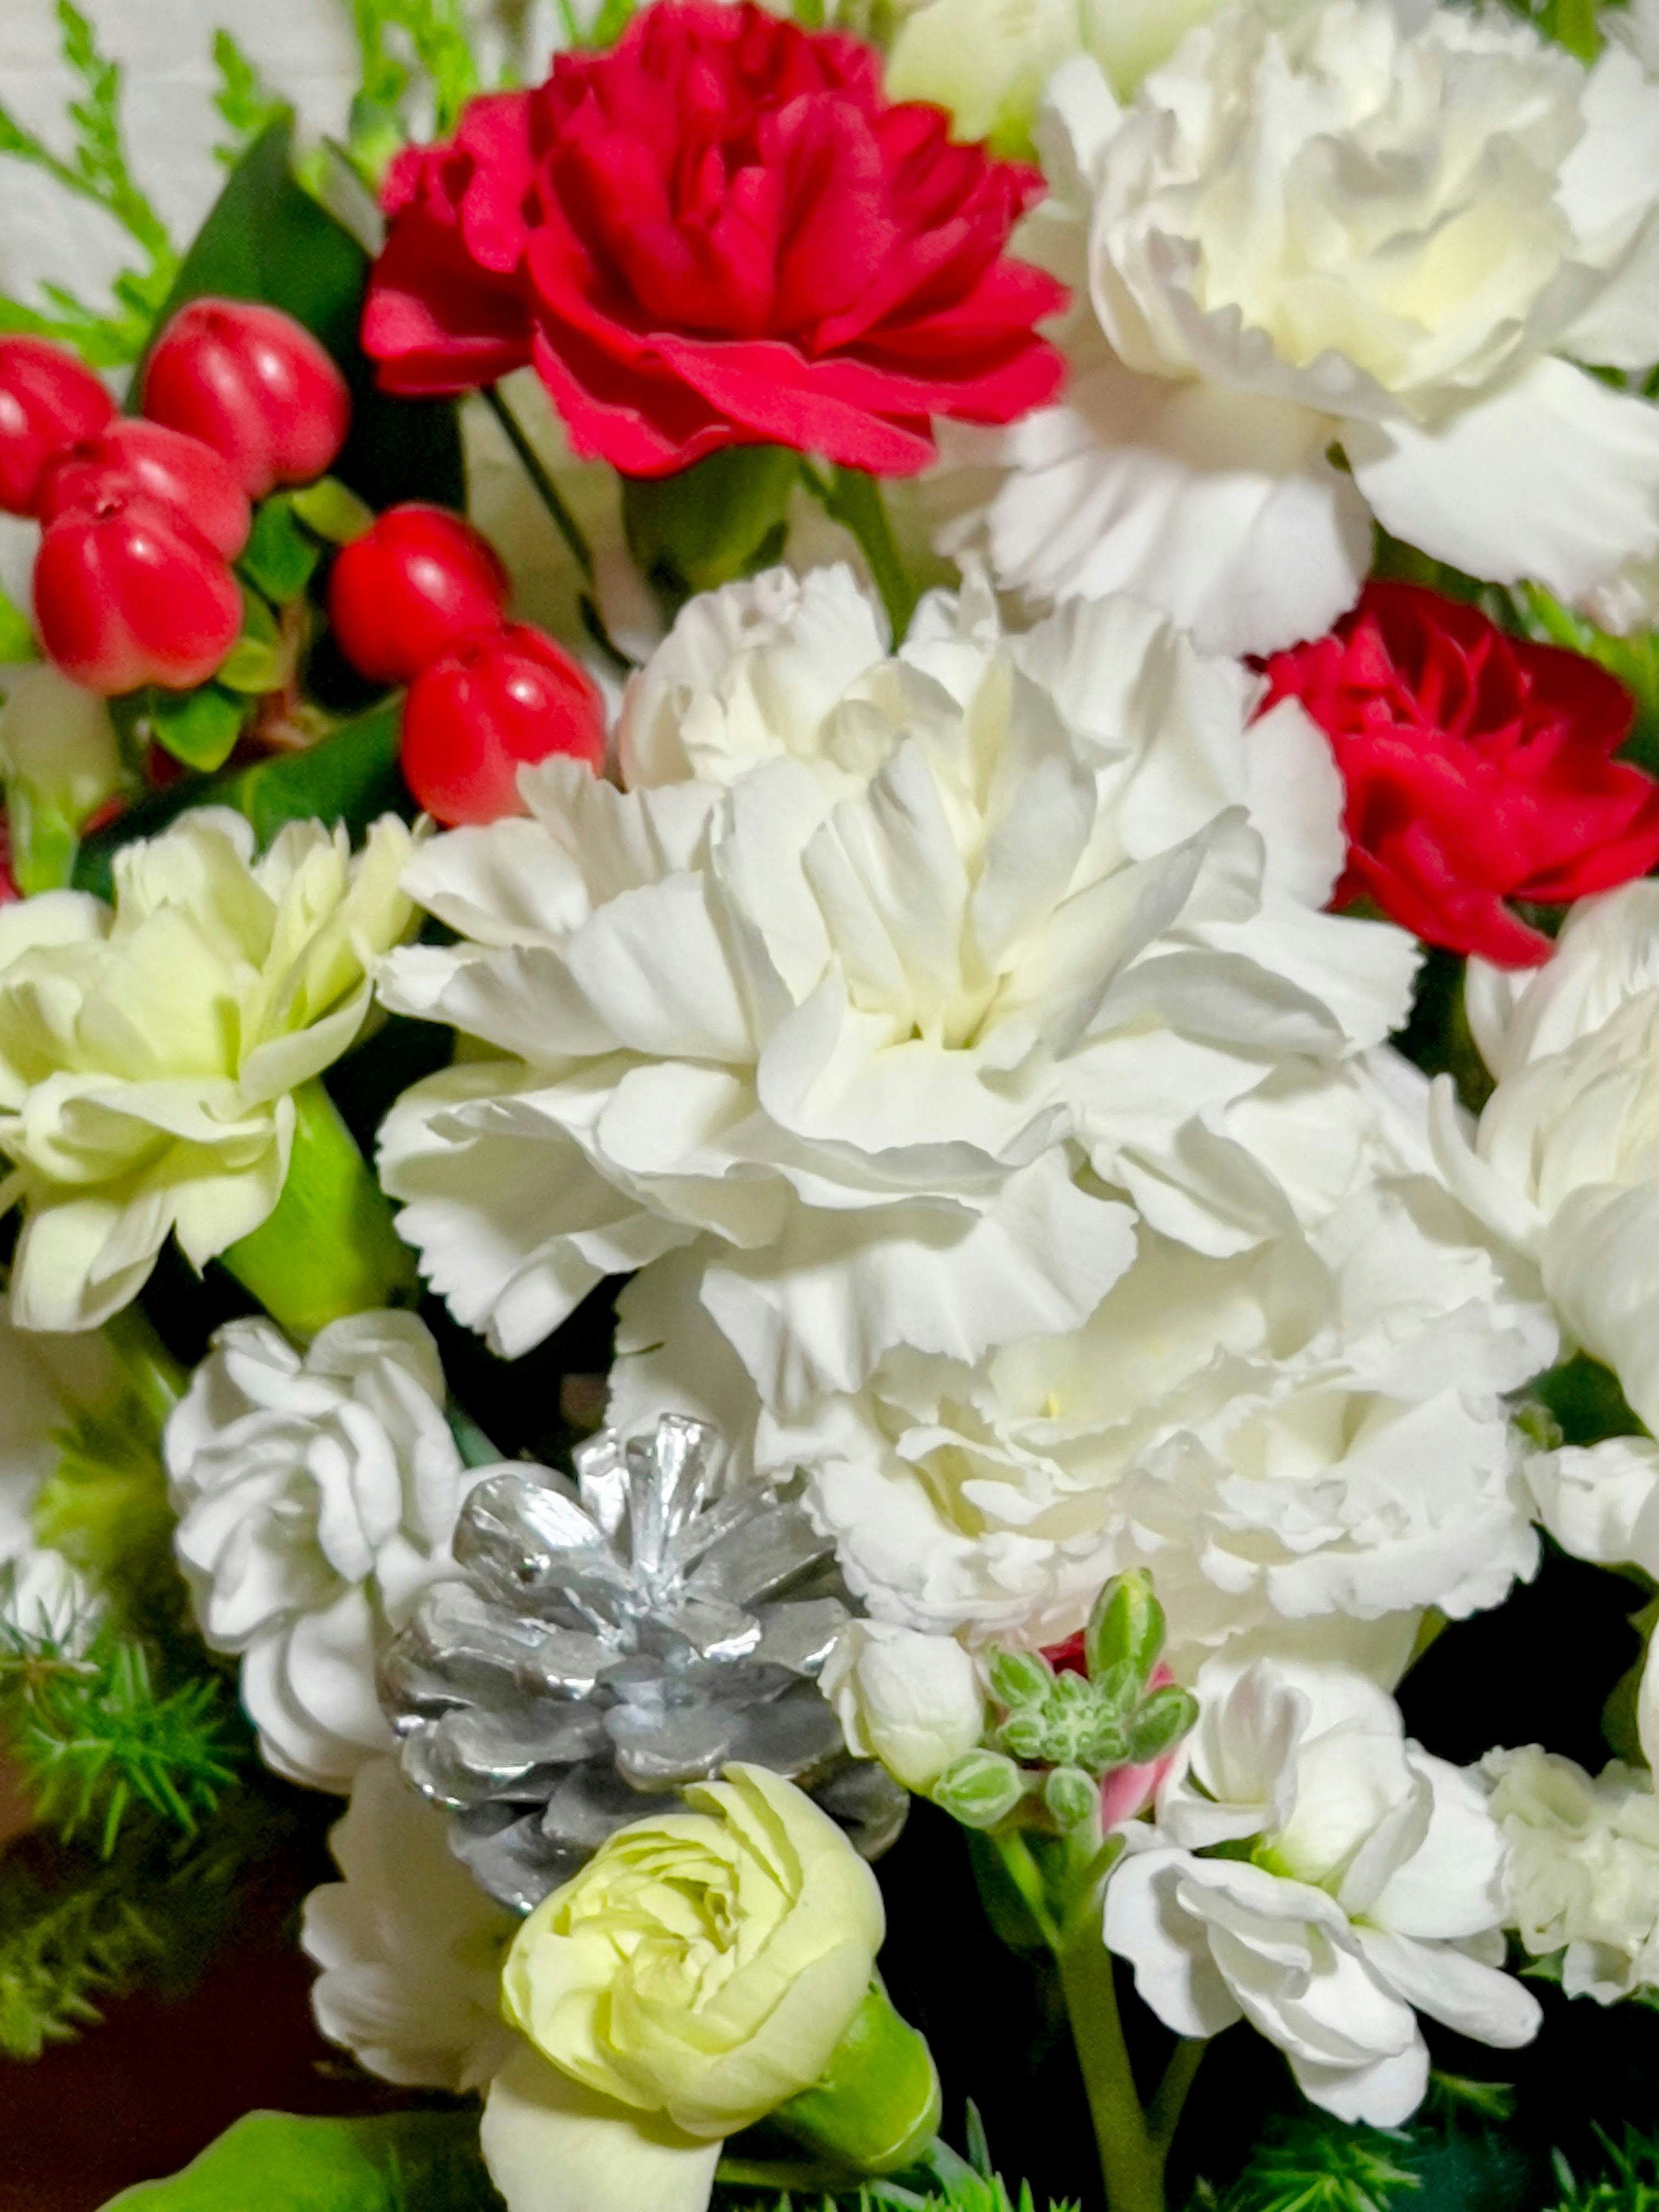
[1262, 582, 1659, 969]
[362, 1, 1067, 478]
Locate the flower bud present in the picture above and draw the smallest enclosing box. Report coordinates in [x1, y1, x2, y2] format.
[327, 503, 512, 686]
[34, 491, 242, 695]
[821, 1621, 985, 1793]
[40, 418, 251, 561]
[931, 1748, 1026, 1829]
[0, 337, 114, 516]
[140, 297, 350, 500]
[400, 622, 606, 826]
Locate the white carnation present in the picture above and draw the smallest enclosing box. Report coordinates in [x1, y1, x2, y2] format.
[379, 566, 1416, 1392]
[1105, 1654, 1541, 2124]
[165, 1310, 487, 1791]
[0, 809, 414, 1332]
[976, 0, 1659, 653]
[1431, 882, 1659, 1440]
[1482, 1745, 1659, 2004]
[302, 1757, 518, 2090]
[613, 1064, 1554, 1664]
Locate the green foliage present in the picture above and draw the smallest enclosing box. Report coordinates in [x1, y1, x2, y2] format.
[99, 2108, 505, 2212]
[0, 1848, 164, 2060]
[212, 32, 289, 165]
[1547, 2129, 1659, 2212]
[344, 0, 484, 184]
[0, 1, 178, 365]
[0, 1610, 241, 1856]
[1193, 2115, 1421, 2212]
[0, 578, 35, 665]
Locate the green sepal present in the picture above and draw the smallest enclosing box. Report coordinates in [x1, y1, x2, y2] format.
[623, 442, 800, 612]
[217, 589, 286, 694]
[772, 1981, 942, 2177]
[96, 2108, 501, 2211]
[146, 682, 251, 773]
[290, 474, 375, 546]
[932, 1748, 1027, 1829]
[219, 1076, 417, 1338]
[72, 699, 407, 898]
[1084, 1569, 1166, 1694]
[238, 495, 321, 605]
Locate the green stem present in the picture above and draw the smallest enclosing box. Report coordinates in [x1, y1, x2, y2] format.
[1147, 2037, 1206, 2162]
[220, 1077, 416, 1340]
[802, 464, 918, 644]
[483, 383, 594, 580]
[1056, 1914, 1166, 2212]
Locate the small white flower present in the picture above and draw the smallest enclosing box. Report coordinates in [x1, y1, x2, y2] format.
[976, 0, 1659, 653]
[820, 1621, 985, 1792]
[0, 809, 415, 1332]
[1483, 1744, 1659, 2004]
[302, 1757, 518, 2090]
[165, 1310, 487, 1791]
[1105, 1654, 1542, 2125]
[380, 567, 1416, 1396]
[1432, 882, 1659, 1441]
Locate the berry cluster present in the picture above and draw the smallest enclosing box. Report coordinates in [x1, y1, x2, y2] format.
[328, 504, 606, 825]
[0, 302, 349, 696]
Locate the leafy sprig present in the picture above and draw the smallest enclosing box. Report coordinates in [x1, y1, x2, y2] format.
[1191, 2115, 1421, 2212]
[1548, 2129, 1659, 2212]
[0, 0, 178, 365]
[212, 32, 290, 166]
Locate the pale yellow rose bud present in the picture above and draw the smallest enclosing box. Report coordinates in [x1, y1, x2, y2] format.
[500, 1763, 885, 2139]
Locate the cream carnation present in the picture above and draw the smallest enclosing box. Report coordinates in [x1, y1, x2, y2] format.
[379, 567, 1416, 1393]
[976, 0, 1659, 654]
[1483, 1744, 1659, 2004]
[1106, 1654, 1541, 2124]
[0, 809, 414, 1332]
[301, 1758, 518, 2090]
[166, 1310, 488, 1790]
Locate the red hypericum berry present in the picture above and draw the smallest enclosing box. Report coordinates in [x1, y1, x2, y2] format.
[401, 623, 606, 825]
[0, 337, 114, 516]
[35, 492, 243, 696]
[40, 419, 252, 561]
[140, 297, 351, 501]
[328, 503, 512, 686]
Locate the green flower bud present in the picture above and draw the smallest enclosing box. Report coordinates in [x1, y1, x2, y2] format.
[932, 1748, 1026, 1830]
[997, 1711, 1049, 1761]
[988, 1645, 1054, 1710]
[1085, 1569, 1166, 1693]
[1043, 1766, 1099, 1832]
[1126, 1683, 1199, 1765]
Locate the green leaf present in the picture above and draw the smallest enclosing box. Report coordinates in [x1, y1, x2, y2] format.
[99, 2109, 505, 2212]
[146, 683, 249, 774]
[4, 781, 80, 895]
[291, 475, 376, 546]
[217, 591, 287, 695]
[71, 699, 409, 898]
[239, 496, 322, 606]
[145, 118, 464, 516]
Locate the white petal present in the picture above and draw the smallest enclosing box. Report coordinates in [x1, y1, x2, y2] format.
[1526, 1436, 1659, 1575]
[986, 364, 1369, 656]
[1345, 359, 1659, 603]
[1542, 1180, 1659, 1437]
[1102, 1850, 1243, 2039]
[1355, 1927, 1543, 2051]
[481, 2048, 722, 2212]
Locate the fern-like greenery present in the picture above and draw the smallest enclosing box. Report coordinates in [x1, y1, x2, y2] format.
[212, 32, 292, 166]
[1190, 2116, 1420, 2212]
[0, 0, 178, 365]
[1548, 2131, 1659, 2212]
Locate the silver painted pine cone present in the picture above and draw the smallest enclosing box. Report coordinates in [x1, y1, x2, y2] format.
[379, 1414, 908, 1910]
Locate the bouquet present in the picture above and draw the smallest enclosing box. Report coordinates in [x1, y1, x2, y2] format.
[4, 0, 1659, 2206]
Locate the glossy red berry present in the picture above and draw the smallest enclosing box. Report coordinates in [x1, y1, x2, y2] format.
[40, 419, 252, 561]
[401, 623, 606, 825]
[35, 492, 243, 696]
[140, 297, 351, 501]
[328, 504, 512, 686]
[0, 337, 114, 516]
